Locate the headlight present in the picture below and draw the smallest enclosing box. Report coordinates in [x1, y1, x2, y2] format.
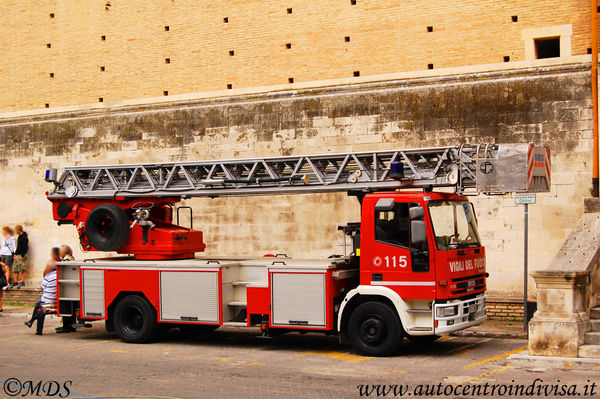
[436, 306, 458, 318]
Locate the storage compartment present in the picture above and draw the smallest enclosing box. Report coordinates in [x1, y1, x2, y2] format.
[81, 269, 105, 318]
[160, 271, 220, 323]
[271, 272, 326, 328]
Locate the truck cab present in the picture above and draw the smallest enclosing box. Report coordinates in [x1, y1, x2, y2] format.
[337, 191, 486, 355]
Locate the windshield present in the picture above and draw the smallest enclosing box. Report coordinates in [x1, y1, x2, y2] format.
[428, 200, 481, 250]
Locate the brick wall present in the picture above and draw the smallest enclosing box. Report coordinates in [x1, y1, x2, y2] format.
[486, 298, 526, 321]
[0, 0, 595, 112]
[3, 288, 41, 305]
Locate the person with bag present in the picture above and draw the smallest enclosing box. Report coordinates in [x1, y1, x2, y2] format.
[0, 261, 9, 311]
[0, 227, 16, 286]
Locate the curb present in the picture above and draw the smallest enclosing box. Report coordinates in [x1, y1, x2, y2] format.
[508, 352, 600, 371]
[451, 330, 527, 339]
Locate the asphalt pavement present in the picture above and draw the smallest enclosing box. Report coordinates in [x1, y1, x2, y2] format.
[0, 311, 597, 398]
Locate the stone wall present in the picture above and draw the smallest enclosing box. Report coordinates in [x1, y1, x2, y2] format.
[0, 63, 592, 301]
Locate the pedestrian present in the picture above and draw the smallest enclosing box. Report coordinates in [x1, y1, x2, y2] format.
[24, 247, 59, 335]
[0, 227, 15, 286]
[56, 245, 76, 333]
[12, 225, 29, 287]
[0, 261, 9, 311]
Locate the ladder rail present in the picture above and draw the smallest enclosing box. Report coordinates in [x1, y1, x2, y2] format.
[47, 145, 492, 199]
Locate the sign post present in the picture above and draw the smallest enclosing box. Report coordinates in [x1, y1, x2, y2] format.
[516, 193, 536, 333]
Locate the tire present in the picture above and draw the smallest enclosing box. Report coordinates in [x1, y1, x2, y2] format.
[113, 295, 158, 343]
[348, 301, 403, 356]
[85, 204, 130, 251]
[179, 324, 218, 336]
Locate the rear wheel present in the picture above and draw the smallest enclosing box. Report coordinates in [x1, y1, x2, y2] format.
[113, 295, 158, 343]
[348, 301, 402, 356]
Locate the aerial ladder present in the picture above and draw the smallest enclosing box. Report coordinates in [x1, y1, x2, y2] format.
[46, 143, 550, 259]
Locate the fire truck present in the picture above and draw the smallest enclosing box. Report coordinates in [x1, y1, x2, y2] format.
[44, 144, 550, 356]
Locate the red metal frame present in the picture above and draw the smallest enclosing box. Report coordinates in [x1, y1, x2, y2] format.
[49, 197, 205, 260]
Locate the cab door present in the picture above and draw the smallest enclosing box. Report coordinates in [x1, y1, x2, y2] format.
[362, 197, 435, 299]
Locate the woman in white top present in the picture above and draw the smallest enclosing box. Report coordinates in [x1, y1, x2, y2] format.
[0, 226, 15, 284]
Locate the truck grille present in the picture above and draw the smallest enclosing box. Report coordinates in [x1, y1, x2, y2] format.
[450, 274, 486, 296]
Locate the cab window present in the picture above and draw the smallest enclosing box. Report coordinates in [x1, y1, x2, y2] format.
[375, 202, 410, 248]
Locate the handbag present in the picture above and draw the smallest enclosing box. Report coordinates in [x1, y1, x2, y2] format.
[0, 270, 7, 288]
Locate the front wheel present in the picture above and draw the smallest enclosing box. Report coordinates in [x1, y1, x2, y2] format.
[113, 295, 158, 343]
[347, 301, 402, 356]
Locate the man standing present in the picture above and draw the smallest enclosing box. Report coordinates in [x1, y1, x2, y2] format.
[12, 225, 28, 287]
[24, 248, 59, 335]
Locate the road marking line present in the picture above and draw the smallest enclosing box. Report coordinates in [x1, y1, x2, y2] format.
[391, 369, 407, 374]
[469, 365, 511, 383]
[249, 361, 265, 366]
[294, 350, 371, 363]
[463, 346, 527, 370]
[107, 349, 129, 353]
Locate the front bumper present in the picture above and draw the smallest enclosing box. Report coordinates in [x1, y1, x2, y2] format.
[434, 294, 486, 335]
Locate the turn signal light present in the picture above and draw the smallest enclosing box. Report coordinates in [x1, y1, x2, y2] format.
[438, 280, 448, 286]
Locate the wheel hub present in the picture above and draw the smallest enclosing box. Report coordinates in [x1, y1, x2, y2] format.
[360, 315, 387, 345]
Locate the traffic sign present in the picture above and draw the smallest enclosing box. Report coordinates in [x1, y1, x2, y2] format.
[516, 193, 536, 204]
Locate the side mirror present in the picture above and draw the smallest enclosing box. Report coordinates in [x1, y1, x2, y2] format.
[374, 198, 395, 211]
[411, 220, 427, 245]
[409, 206, 424, 220]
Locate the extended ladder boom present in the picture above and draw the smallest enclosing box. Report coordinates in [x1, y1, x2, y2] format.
[46, 143, 550, 199]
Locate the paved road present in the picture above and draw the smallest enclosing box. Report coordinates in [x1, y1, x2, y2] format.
[0, 314, 597, 398]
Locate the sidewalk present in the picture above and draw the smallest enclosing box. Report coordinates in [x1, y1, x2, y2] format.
[1, 303, 34, 317]
[451, 319, 527, 339]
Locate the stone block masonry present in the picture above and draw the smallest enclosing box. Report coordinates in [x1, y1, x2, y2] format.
[0, 63, 592, 305]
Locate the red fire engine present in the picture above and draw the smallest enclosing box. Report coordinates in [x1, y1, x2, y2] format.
[45, 144, 550, 355]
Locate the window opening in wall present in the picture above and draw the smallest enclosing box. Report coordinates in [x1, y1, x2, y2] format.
[46, 43, 51, 48]
[227, 84, 233, 89]
[165, 58, 171, 64]
[503, 56, 510, 62]
[511, 15, 518, 22]
[288, 77, 294, 83]
[229, 50, 234, 56]
[285, 43, 292, 49]
[101, 35, 106, 41]
[164, 26, 170, 31]
[353, 71, 360, 77]
[223, 17, 229, 23]
[287, 8, 292, 14]
[428, 63, 434, 69]
[45, 103, 49, 108]
[164, 91, 169, 96]
[351, 0, 356, 5]
[49, 13, 55, 18]
[534, 37, 560, 59]
[588, 48, 593, 54]
[427, 26, 433, 32]
[49, 73, 54, 78]
[99, 98, 104, 102]
[345, 36, 351, 42]
[100, 66, 105, 71]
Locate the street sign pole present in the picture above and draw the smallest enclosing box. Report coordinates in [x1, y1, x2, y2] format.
[515, 193, 535, 334]
[523, 202, 528, 334]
